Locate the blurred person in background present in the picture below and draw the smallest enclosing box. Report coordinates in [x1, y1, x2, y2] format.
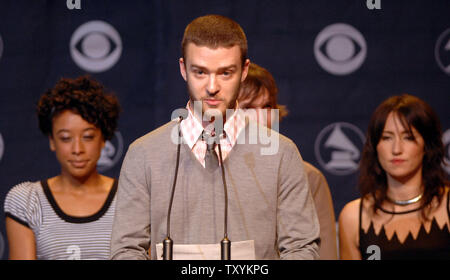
[238, 62, 338, 260]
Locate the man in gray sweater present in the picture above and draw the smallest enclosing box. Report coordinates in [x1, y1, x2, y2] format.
[110, 14, 320, 260]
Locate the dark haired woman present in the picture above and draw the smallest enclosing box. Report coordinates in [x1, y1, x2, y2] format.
[339, 94, 449, 260]
[4, 76, 121, 259]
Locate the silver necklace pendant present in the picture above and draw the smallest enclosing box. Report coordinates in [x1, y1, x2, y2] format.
[387, 193, 423, 206]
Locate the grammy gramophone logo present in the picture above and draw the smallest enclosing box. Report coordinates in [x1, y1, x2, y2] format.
[97, 131, 124, 172]
[314, 122, 365, 176]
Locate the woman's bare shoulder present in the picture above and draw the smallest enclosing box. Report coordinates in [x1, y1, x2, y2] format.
[339, 198, 361, 222]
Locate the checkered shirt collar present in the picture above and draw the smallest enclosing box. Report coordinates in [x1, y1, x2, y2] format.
[179, 101, 246, 149]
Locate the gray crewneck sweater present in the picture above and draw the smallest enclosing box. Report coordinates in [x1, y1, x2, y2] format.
[110, 120, 320, 260]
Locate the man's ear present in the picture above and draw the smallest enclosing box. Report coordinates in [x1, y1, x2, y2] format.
[179, 57, 187, 81]
[49, 135, 56, 152]
[241, 59, 250, 82]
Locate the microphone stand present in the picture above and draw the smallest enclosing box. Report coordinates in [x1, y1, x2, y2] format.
[217, 142, 231, 260]
[162, 119, 231, 260]
[163, 117, 183, 260]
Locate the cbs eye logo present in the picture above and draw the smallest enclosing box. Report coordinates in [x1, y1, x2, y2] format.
[314, 23, 367, 76]
[70, 20, 122, 73]
[435, 28, 450, 76]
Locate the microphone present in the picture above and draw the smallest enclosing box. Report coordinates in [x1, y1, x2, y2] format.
[205, 125, 231, 260]
[217, 141, 231, 260]
[162, 116, 231, 260]
[163, 116, 183, 260]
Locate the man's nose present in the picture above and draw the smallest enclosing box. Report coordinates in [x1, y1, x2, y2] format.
[207, 74, 220, 95]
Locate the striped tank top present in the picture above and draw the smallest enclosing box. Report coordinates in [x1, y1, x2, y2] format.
[4, 179, 117, 260]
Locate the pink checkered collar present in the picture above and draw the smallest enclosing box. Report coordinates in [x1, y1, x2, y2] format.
[179, 101, 246, 150]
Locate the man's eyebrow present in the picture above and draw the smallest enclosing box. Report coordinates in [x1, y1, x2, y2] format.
[189, 64, 205, 69]
[189, 64, 238, 71]
[218, 65, 238, 70]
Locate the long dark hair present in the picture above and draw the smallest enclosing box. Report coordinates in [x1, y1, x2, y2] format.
[359, 94, 448, 217]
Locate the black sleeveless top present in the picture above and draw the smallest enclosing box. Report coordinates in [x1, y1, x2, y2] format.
[359, 191, 450, 260]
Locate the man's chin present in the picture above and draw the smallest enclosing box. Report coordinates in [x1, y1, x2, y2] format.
[203, 106, 225, 121]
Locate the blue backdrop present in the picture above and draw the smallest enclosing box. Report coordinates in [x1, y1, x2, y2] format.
[0, 0, 449, 259]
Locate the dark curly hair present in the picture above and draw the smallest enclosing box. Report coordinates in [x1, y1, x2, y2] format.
[359, 94, 448, 218]
[37, 75, 121, 140]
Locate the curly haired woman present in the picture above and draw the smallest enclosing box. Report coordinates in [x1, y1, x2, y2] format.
[4, 76, 121, 259]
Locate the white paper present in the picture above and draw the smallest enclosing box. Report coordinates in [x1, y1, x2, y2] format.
[155, 240, 255, 260]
